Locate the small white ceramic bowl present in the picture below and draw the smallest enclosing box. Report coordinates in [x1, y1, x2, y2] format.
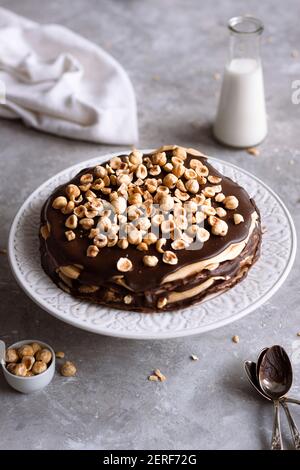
[1, 339, 55, 393]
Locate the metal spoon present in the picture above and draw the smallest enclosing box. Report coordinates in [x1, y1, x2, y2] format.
[244, 360, 300, 404]
[244, 360, 300, 449]
[256, 346, 300, 447]
[258, 345, 300, 450]
[256, 347, 298, 449]
[244, 360, 282, 449]
[256, 347, 268, 382]
[244, 360, 267, 400]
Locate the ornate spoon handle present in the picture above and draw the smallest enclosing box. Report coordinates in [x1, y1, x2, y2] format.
[285, 397, 300, 406]
[281, 401, 300, 450]
[271, 400, 283, 450]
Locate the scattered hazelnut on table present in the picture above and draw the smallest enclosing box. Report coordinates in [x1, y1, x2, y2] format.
[247, 147, 260, 156]
[55, 351, 65, 359]
[61, 361, 77, 377]
[148, 375, 159, 382]
[232, 335, 240, 344]
[148, 369, 166, 383]
[18, 344, 34, 358]
[190, 354, 199, 361]
[5, 348, 19, 363]
[154, 369, 166, 382]
[32, 361, 47, 375]
[36, 348, 52, 364]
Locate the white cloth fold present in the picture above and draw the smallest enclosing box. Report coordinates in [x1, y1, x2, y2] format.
[0, 7, 138, 144]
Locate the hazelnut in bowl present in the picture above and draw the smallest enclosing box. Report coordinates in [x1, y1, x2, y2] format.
[2, 340, 55, 393]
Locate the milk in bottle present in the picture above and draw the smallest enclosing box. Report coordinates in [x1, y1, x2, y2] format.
[214, 16, 267, 148]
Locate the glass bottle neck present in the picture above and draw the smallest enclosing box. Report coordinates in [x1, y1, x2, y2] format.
[227, 16, 263, 64]
[229, 33, 261, 63]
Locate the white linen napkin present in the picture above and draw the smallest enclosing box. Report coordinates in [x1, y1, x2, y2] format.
[0, 7, 138, 144]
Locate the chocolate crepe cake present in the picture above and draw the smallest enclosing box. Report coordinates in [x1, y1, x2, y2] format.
[40, 146, 262, 312]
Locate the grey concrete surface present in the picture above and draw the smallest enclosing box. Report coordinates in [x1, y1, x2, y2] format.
[0, 0, 300, 450]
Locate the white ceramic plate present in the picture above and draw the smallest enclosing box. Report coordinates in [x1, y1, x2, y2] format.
[8, 151, 297, 339]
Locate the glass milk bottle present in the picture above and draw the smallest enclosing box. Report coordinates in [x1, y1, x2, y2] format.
[214, 16, 267, 148]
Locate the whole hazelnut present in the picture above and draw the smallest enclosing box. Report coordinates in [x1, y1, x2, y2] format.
[30, 342, 42, 355]
[32, 361, 47, 375]
[13, 363, 27, 377]
[36, 348, 52, 364]
[5, 348, 19, 363]
[21, 355, 35, 371]
[6, 363, 16, 374]
[18, 344, 34, 358]
[61, 361, 77, 377]
[26, 371, 34, 377]
[55, 351, 65, 359]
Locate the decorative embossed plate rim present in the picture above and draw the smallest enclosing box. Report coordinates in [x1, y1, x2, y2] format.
[8, 151, 297, 339]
